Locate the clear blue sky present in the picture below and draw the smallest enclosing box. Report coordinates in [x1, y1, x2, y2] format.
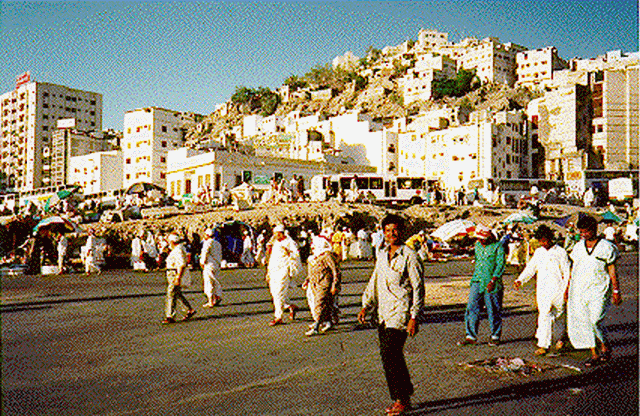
[1, 1, 637, 130]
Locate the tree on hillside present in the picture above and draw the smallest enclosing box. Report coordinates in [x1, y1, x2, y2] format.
[284, 74, 307, 91]
[231, 86, 280, 116]
[432, 69, 480, 99]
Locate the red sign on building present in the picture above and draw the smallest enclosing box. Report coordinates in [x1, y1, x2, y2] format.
[15, 72, 31, 89]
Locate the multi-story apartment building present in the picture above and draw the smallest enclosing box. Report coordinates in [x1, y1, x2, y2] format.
[0, 74, 102, 190]
[537, 83, 594, 186]
[399, 54, 457, 104]
[50, 124, 112, 186]
[69, 150, 123, 195]
[458, 37, 527, 86]
[397, 110, 532, 192]
[516, 47, 568, 89]
[590, 65, 639, 171]
[121, 107, 198, 189]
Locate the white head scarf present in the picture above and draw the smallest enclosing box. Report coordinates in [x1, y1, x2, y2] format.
[311, 235, 332, 258]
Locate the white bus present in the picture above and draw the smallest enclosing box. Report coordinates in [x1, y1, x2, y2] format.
[18, 184, 81, 209]
[467, 178, 565, 205]
[309, 174, 430, 204]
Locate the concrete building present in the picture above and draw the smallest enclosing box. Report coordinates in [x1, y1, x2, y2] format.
[397, 110, 532, 192]
[590, 66, 639, 171]
[415, 29, 449, 51]
[122, 107, 198, 189]
[537, 83, 594, 187]
[68, 150, 123, 195]
[516, 47, 568, 89]
[0, 74, 102, 190]
[399, 53, 457, 104]
[50, 123, 113, 186]
[459, 37, 527, 86]
[165, 147, 374, 199]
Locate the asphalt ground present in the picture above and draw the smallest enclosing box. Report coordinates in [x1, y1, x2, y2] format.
[1, 253, 638, 416]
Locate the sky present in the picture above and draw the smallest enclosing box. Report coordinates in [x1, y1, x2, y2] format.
[1, 1, 638, 130]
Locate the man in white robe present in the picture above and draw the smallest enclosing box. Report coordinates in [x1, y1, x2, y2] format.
[266, 225, 301, 326]
[566, 215, 622, 366]
[200, 228, 223, 308]
[514, 225, 570, 355]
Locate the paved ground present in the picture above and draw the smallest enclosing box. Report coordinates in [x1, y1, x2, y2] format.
[1, 253, 638, 416]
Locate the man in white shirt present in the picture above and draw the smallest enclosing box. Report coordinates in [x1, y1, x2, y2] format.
[266, 225, 301, 326]
[514, 225, 570, 355]
[200, 228, 223, 308]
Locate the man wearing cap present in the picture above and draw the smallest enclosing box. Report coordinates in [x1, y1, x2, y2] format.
[200, 228, 223, 308]
[459, 224, 505, 346]
[163, 233, 196, 324]
[265, 225, 301, 326]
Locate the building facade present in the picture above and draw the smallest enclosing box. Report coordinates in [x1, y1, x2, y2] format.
[122, 107, 198, 189]
[0, 76, 102, 190]
[51, 125, 112, 186]
[68, 150, 123, 195]
[516, 47, 568, 89]
[166, 147, 375, 198]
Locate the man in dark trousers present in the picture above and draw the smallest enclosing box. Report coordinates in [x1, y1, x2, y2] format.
[358, 214, 424, 415]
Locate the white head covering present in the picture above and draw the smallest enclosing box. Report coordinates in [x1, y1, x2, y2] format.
[273, 225, 285, 233]
[311, 235, 332, 257]
[168, 233, 180, 243]
[205, 228, 214, 236]
[475, 224, 492, 240]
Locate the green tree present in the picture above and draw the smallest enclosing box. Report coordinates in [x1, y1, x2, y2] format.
[432, 69, 479, 99]
[284, 74, 307, 91]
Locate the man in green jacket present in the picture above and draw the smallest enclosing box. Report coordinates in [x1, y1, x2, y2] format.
[459, 224, 506, 346]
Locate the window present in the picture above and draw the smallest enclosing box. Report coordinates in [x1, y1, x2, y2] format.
[162, 141, 167, 148]
[160, 157, 166, 163]
[126, 158, 131, 164]
[160, 172, 166, 179]
[161, 126, 167, 133]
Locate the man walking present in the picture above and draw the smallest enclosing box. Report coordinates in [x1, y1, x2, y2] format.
[358, 214, 424, 416]
[459, 224, 505, 346]
[163, 233, 196, 324]
[513, 225, 570, 355]
[200, 228, 223, 308]
[266, 225, 301, 326]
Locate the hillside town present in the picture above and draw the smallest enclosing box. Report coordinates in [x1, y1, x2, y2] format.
[0, 28, 638, 274]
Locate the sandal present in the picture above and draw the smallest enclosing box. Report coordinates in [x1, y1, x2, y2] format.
[182, 309, 196, 321]
[599, 351, 611, 363]
[534, 348, 548, 356]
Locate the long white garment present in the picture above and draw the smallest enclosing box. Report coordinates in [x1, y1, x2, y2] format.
[567, 239, 618, 349]
[131, 237, 143, 261]
[83, 235, 100, 273]
[516, 245, 571, 348]
[356, 229, 372, 259]
[267, 237, 299, 319]
[201, 238, 223, 298]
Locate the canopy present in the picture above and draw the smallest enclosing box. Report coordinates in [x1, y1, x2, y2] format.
[126, 182, 165, 195]
[33, 216, 82, 235]
[431, 219, 475, 241]
[601, 210, 622, 224]
[45, 186, 81, 212]
[502, 212, 537, 225]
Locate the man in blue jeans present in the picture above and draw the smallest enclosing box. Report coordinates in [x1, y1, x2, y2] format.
[459, 224, 506, 346]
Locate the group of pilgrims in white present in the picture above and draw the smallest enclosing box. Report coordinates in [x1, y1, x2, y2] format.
[131, 213, 621, 370]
